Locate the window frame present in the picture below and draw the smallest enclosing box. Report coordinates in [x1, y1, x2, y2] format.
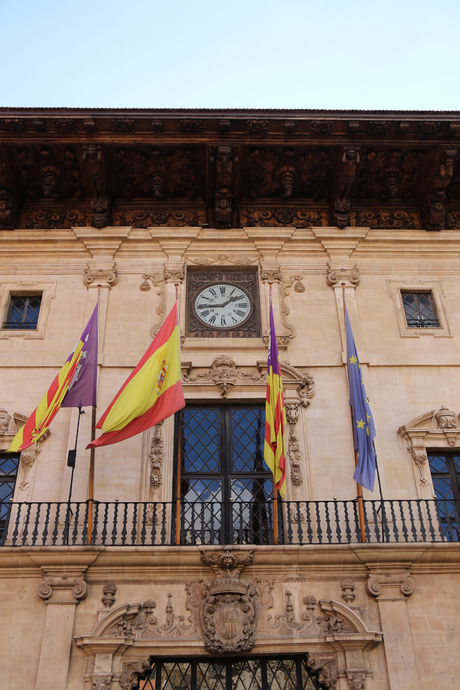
[3, 294, 43, 330]
[387, 279, 452, 338]
[400, 290, 440, 329]
[0, 282, 56, 339]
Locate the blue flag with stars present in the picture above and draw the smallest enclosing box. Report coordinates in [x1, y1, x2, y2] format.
[345, 305, 376, 492]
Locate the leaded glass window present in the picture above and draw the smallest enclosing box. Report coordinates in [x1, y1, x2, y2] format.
[4, 295, 42, 330]
[0, 454, 19, 543]
[135, 656, 321, 690]
[428, 451, 460, 541]
[401, 292, 439, 328]
[176, 406, 275, 545]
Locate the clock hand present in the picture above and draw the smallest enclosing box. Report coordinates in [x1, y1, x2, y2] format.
[197, 295, 242, 309]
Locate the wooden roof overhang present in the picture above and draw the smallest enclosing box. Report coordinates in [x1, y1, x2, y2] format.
[1, 108, 460, 231]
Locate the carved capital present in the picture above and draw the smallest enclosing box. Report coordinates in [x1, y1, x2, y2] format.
[261, 268, 282, 283]
[164, 265, 186, 283]
[38, 576, 88, 604]
[327, 264, 360, 288]
[347, 673, 367, 690]
[92, 677, 112, 690]
[84, 267, 118, 288]
[366, 571, 415, 599]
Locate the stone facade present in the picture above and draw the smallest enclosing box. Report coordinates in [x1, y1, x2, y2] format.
[0, 109, 460, 690]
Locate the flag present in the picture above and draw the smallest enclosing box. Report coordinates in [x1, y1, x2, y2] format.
[8, 304, 99, 453]
[345, 305, 376, 492]
[87, 302, 184, 449]
[264, 302, 287, 497]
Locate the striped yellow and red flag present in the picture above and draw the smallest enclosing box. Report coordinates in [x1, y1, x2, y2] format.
[264, 302, 287, 497]
[87, 302, 185, 449]
[8, 305, 99, 453]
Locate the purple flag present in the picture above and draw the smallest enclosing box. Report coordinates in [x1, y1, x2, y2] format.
[61, 304, 98, 408]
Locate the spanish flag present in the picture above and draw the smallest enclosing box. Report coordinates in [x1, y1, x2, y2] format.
[264, 302, 287, 497]
[8, 304, 99, 453]
[87, 302, 184, 449]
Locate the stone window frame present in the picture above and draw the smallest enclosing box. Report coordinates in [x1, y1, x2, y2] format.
[0, 281, 56, 339]
[387, 279, 452, 338]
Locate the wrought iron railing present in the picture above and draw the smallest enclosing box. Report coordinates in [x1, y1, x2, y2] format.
[0, 499, 459, 547]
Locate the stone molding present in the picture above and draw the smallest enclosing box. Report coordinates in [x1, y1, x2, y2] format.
[38, 575, 88, 604]
[398, 407, 459, 489]
[83, 267, 118, 288]
[366, 571, 415, 600]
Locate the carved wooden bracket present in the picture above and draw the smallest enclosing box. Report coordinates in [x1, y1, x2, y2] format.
[331, 146, 361, 228]
[398, 407, 459, 488]
[82, 144, 111, 228]
[422, 148, 457, 231]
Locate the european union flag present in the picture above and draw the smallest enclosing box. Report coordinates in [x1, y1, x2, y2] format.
[345, 305, 376, 492]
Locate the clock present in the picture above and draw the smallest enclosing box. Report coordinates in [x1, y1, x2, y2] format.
[187, 269, 260, 338]
[195, 283, 251, 329]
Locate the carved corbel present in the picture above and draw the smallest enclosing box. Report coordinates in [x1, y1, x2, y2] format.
[347, 673, 367, 690]
[366, 571, 415, 599]
[423, 148, 457, 231]
[326, 264, 360, 288]
[0, 408, 12, 432]
[82, 144, 111, 228]
[92, 676, 112, 690]
[200, 548, 254, 578]
[332, 146, 361, 228]
[84, 267, 118, 288]
[306, 653, 339, 690]
[38, 576, 88, 604]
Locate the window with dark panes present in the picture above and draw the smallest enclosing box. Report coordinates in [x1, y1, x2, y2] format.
[175, 406, 275, 545]
[401, 292, 439, 328]
[135, 656, 321, 690]
[0, 454, 19, 543]
[428, 451, 460, 541]
[4, 294, 42, 330]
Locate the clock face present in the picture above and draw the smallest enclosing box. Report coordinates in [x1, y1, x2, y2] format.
[194, 283, 252, 329]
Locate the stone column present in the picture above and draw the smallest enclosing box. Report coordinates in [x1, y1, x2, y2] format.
[35, 572, 88, 690]
[366, 570, 419, 690]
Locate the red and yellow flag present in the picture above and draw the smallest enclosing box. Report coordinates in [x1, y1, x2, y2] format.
[8, 304, 99, 453]
[87, 302, 184, 449]
[264, 302, 287, 497]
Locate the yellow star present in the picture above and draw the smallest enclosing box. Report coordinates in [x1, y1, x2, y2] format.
[349, 355, 357, 365]
[357, 419, 365, 429]
[366, 426, 370, 435]
[366, 412, 372, 422]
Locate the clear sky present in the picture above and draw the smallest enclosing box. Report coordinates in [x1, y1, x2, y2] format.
[2, 0, 460, 111]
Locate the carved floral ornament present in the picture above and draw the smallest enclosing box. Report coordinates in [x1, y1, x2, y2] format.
[75, 550, 382, 690]
[398, 407, 459, 487]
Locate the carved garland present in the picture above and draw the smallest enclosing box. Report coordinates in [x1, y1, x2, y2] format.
[260, 270, 303, 345]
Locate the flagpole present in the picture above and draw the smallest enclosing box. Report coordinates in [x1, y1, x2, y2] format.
[173, 284, 183, 546]
[341, 284, 366, 543]
[268, 283, 279, 546]
[65, 406, 84, 545]
[87, 285, 100, 545]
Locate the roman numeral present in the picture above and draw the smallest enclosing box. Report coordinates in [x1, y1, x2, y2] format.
[209, 315, 217, 324]
[201, 310, 210, 317]
[209, 287, 217, 297]
[220, 286, 226, 296]
[221, 317, 226, 326]
[235, 309, 245, 317]
[237, 302, 249, 309]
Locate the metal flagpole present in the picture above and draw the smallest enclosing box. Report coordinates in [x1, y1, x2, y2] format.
[65, 406, 84, 545]
[268, 283, 279, 545]
[174, 284, 183, 546]
[341, 284, 366, 543]
[87, 285, 100, 545]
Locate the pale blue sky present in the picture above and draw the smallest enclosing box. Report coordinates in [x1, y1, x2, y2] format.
[2, 0, 460, 110]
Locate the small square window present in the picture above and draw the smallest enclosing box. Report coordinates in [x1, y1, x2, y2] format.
[3, 295, 42, 330]
[401, 292, 440, 328]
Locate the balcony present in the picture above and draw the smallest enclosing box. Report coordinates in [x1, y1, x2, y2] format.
[0, 498, 459, 547]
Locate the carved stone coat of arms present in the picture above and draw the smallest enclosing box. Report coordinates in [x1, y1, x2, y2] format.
[200, 577, 258, 653]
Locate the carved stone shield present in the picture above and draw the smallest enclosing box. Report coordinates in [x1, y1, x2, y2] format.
[200, 578, 258, 653]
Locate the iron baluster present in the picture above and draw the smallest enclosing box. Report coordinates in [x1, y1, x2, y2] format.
[343, 501, 352, 543]
[315, 501, 323, 544]
[51, 503, 61, 546]
[389, 499, 399, 542]
[101, 503, 109, 545]
[31, 502, 40, 546]
[42, 502, 51, 546]
[210, 501, 216, 545]
[140, 503, 147, 545]
[72, 502, 80, 545]
[381, 500, 390, 542]
[324, 501, 333, 543]
[131, 502, 138, 544]
[160, 503, 167, 545]
[370, 500, 380, 543]
[333, 500, 342, 543]
[399, 500, 409, 541]
[0, 500, 13, 546]
[11, 502, 22, 546]
[111, 502, 119, 545]
[305, 501, 313, 544]
[286, 502, 294, 545]
[407, 500, 417, 541]
[352, 499, 361, 542]
[363, 501, 371, 542]
[150, 503, 157, 545]
[416, 500, 427, 541]
[21, 502, 32, 546]
[91, 501, 99, 544]
[120, 503, 128, 545]
[295, 502, 304, 545]
[425, 500, 436, 541]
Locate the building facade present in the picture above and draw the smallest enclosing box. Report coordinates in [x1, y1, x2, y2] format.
[0, 108, 459, 690]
